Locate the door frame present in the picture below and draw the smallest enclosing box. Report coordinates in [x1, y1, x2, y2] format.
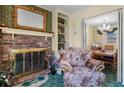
[122, 9, 124, 85]
[82, 9, 123, 84]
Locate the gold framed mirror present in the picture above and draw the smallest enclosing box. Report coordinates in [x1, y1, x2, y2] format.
[14, 5, 46, 32]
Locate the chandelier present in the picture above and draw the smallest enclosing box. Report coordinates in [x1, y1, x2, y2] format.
[96, 19, 118, 35]
[98, 19, 111, 31]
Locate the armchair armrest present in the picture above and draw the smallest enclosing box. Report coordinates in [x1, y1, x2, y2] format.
[60, 60, 73, 72]
[86, 59, 105, 71]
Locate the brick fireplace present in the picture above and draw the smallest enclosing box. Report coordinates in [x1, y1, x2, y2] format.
[0, 27, 53, 84]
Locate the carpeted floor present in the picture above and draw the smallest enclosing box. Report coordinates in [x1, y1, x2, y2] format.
[102, 67, 124, 87]
[15, 67, 124, 87]
[41, 68, 124, 87]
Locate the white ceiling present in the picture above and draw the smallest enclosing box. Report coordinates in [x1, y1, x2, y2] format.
[38, 5, 89, 14]
[85, 11, 118, 26]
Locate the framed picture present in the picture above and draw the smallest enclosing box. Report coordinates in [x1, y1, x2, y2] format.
[106, 31, 118, 43]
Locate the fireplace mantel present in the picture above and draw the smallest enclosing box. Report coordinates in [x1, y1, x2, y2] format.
[0, 27, 54, 37]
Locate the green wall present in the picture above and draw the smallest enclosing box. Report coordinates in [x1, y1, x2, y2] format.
[0, 5, 52, 32]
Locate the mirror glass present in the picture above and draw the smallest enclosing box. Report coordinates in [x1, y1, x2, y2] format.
[17, 8, 43, 29]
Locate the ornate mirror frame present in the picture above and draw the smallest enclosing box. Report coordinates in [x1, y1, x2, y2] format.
[14, 5, 46, 32]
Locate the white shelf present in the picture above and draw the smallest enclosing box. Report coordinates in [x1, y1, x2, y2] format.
[58, 23, 66, 27]
[58, 42, 64, 44]
[0, 27, 53, 37]
[58, 33, 64, 35]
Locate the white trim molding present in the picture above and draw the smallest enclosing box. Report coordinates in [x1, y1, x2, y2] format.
[0, 27, 54, 37]
[122, 9, 124, 85]
[117, 9, 122, 82]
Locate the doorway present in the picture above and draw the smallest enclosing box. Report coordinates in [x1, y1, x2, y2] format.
[82, 10, 123, 86]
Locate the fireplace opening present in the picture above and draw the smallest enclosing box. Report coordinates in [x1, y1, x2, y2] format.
[25, 53, 31, 72]
[11, 48, 48, 77]
[33, 52, 39, 70]
[15, 53, 23, 75]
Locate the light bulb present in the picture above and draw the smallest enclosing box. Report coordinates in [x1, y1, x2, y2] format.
[106, 25, 111, 30]
[103, 23, 106, 30]
[98, 26, 102, 30]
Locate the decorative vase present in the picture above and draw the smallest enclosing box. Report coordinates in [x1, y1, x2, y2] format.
[50, 66, 56, 75]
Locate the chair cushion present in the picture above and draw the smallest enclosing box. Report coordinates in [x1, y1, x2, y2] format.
[61, 48, 92, 67]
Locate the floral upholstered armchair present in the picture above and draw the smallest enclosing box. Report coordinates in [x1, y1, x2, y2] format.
[60, 48, 105, 87]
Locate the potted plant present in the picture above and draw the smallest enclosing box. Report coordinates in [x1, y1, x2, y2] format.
[0, 71, 10, 87]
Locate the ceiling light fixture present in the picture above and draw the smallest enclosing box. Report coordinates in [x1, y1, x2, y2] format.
[98, 19, 111, 31]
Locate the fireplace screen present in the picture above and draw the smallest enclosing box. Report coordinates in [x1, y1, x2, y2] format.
[33, 52, 39, 70]
[40, 51, 46, 69]
[25, 53, 32, 72]
[15, 53, 23, 75]
[11, 48, 47, 76]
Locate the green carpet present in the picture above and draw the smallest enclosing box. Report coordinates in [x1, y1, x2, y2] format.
[102, 67, 124, 87]
[14, 67, 124, 87]
[41, 68, 124, 87]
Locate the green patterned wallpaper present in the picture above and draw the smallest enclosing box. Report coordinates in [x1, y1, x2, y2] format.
[0, 5, 52, 32]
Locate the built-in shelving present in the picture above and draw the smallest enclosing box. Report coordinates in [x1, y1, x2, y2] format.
[58, 16, 66, 50]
